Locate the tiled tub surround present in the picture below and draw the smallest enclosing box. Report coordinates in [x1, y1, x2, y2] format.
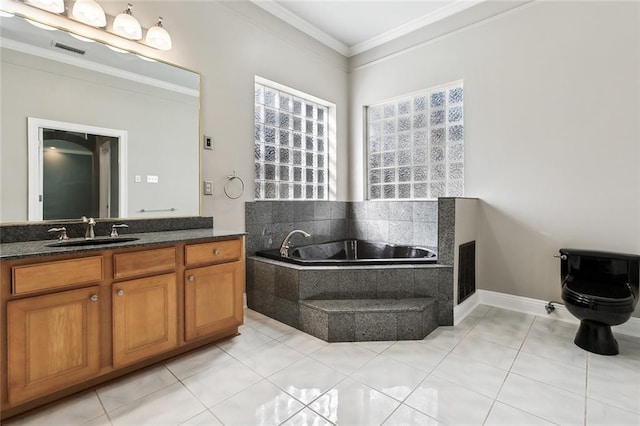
[245, 199, 458, 342]
[246, 258, 453, 342]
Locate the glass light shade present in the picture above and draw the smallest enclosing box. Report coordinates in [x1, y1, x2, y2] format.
[113, 9, 142, 40]
[106, 44, 128, 53]
[145, 22, 172, 51]
[26, 0, 64, 14]
[69, 33, 95, 42]
[72, 0, 106, 27]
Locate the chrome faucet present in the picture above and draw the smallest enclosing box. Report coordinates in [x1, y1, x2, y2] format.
[111, 224, 129, 237]
[279, 230, 311, 257]
[82, 216, 96, 239]
[47, 227, 68, 240]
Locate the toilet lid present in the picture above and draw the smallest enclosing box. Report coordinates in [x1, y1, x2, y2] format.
[563, 279, 635, 306]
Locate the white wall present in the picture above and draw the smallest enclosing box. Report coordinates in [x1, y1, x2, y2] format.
[349, 1, 640, 314]
[108, 0, 351, 230]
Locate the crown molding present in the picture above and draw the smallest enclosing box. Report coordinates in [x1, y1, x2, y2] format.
[251, 0, 485, 58]
[349, 0, 485, 56]
[250, 0, 350, 57]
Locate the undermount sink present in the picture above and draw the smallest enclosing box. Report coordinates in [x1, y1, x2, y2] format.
[47, 237, 140, 247]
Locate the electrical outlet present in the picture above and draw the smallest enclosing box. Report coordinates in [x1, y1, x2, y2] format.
[147, 175, 158, 183]
[203, 180, 213, 195]
[203, 135, 213, 150]
[134, 175, 141, 183]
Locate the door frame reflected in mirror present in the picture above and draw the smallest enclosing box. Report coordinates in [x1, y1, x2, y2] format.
[28, 117, 128, 221]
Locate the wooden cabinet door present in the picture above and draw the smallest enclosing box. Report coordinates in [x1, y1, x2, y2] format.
[112, 274, 177, 368]
[184, 261, 243, 341]
[7, 287, 101, 405]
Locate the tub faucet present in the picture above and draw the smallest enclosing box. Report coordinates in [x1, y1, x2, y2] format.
[279, 230, 311, 257]
[82, 216, 96, 239]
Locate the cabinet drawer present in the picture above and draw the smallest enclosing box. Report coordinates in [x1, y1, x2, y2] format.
[12, 257, 103, 295]
[113, 247, 176, 279]
[185, 239, 242, 266]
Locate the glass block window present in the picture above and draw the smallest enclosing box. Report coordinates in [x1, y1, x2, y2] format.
[366, 81, 464, 199]
[254, 82, 329, 200]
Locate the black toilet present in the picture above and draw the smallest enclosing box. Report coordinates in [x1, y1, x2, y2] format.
[559, 248, 640, 355]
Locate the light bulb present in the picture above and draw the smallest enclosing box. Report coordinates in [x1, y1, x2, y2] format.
[145, 17, 172, 51]
[25, 0, 64, 14]
[112, 3, 142, 40]
[71, 0, 106, 28]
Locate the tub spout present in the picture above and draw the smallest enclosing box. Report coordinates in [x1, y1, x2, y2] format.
[280, 230, 311, 258]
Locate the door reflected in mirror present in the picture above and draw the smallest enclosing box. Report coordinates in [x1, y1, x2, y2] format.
[28, 118, 128, 221]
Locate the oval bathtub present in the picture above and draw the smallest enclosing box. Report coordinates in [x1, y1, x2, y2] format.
[256, 239, 437, 266]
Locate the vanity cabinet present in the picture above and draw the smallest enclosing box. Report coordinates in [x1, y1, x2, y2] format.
[6, 286, 101, 405]
[112, 273, 178, 367]
[0, 235, 244, 419]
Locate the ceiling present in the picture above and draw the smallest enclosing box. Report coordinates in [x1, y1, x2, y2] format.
[251, 0, 484, 57]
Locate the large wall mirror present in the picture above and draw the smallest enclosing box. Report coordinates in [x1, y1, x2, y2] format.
[0, 14, 200, 223]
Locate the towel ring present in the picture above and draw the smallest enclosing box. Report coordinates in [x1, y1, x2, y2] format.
[224, 171, 245, 199]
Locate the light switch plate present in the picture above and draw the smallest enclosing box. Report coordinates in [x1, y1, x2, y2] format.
[203, 135, 213, 150]
[203, 180, 213, 195]
[147, 175, 158, 183]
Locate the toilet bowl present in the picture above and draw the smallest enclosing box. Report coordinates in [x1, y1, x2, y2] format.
[559, 249, 639, 355]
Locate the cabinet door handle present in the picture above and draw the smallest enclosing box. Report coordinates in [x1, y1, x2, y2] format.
[116, 290, 124, 297]
[213, 249, 221, 256]
[90, 294, 99, 302]
[188, 275, 195, 282]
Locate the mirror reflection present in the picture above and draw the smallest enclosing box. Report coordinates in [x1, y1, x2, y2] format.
[0, 14, 201, 223]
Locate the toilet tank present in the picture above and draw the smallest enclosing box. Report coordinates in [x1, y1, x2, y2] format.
[559, 249, 640, 293]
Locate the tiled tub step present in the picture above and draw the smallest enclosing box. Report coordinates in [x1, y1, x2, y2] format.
[299, 298, 437, 342]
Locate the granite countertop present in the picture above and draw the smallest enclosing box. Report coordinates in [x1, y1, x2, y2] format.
[0, 229, 245, 260]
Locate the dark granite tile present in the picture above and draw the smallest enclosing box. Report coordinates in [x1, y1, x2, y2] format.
[413, 201, 438, 222]
[388, 221, 413, 245]
[424, 302, 439, 333]
[328, 313, 355, 342]
[438, 198, 456, 265]
[300, 304, 328, 341]
[330, 219, 348, 240]
[313, 220, 332, 241]
[367, 201, 389, 220]
[273, 297, 300, 328]
[347, 202, 366, 220]
[438, 301, 453, 326]
[293, 202, 315, 222]
[253, 261, 276, 294]
[338, 270, 377, 299]
[314, 201, 331, 220]
[438, 267, 454, 302]
[377, 269, 414, 298]
[388, 201, 413, 221]
[397, 311, 425, 340]
[414, 268, 440, 298]
[300, 270, 340, 300]
[272, 202, 294, 223]
[246, 202, 273, 225]
[355, 313, 397, 341]
[245, 258, 255, 292]
[330, 202, 347, 219]
[413, 221, 438, 248]
[367, 220, 389, 242]
[246, 290, 274, 317]
[347, 220, 366, 240]
[274, 266, 299, 301]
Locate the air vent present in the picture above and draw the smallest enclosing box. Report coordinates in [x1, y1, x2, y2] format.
[458, 240, 476, 304]
[53, 42, 86, 55]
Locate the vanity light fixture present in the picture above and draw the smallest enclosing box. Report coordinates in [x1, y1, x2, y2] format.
[25, 0, 64, 14]
[0, 10, 15, 17]
[69, 32, 95, 42]
[71, 0, 106, 28]
[112, 3, 141, 40]
[106, 45, 128, 53]
[144, 17, 171, 51]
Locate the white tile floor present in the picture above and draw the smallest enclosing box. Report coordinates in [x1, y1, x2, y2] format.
[5, 305, 640, 426]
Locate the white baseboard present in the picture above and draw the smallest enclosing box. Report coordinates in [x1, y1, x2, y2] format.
[454, 289, 640, 339]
